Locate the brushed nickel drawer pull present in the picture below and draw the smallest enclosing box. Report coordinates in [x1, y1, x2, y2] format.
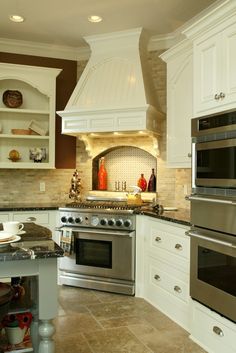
[187, 153, 192, 158]
[174, 285, 182, 293]
[154, 274, 161, 281]
[214, 93, 220, 100]
[175, 243, 183, 250]
[155, 236, 162, 242]
[213, 326, 224, 337]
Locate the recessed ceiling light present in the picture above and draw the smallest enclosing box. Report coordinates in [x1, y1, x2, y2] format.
[9, 14, 25, 23]
[88, 15, 102, 23]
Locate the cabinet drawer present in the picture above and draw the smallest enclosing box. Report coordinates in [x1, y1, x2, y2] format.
[148, 257, 189, 304]
[191, 302, 236, 353]
[0, 213, 10, 222]
[149, 224, 190, 260]
[13, 212, 49, 224]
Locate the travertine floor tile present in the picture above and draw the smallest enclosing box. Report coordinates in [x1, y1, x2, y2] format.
[54, 312, 102, 335]
[54, 286, 207, 353]
[54, 332, 93, 353]
[100, 315, 149, 329]
[83, 327, 151, 353]
[86, 297, 154, 321]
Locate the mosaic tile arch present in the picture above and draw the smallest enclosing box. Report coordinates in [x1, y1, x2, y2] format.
[92, 146, 157, 192]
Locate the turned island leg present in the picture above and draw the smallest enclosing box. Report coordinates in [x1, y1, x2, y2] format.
[38, 320, 55, 353]
[38, 259, 58, 353]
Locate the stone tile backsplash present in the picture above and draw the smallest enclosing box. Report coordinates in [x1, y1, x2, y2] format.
[0, 50, 191, 209]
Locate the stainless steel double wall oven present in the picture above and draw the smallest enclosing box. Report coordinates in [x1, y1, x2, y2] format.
[189, 110, 236, 323]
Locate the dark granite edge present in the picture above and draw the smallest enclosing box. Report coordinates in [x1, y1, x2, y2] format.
[0, 206, 60, 212]
[140, 211, 191, 227]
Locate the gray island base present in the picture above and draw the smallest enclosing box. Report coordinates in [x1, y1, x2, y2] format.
[0, 223, 64, 353]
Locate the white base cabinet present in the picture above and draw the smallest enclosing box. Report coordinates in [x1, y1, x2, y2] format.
[136, 215, 190, 330]
[0, 210, 57, 239]
[190, 301, 236, 353]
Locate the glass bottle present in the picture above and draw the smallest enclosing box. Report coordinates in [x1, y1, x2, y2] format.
[98, 157, 107, 190]
[137, 173, 147, 192]
[148, 168, 156, 192]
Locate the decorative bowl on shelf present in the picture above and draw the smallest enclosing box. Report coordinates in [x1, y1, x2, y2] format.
[11, 129, 31, 135]
[2, 90, 23, 108]
[8, 149, 21, 162]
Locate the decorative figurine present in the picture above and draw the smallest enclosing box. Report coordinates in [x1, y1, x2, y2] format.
[29, 147, 46, 163]
[69, 169, 82, 202]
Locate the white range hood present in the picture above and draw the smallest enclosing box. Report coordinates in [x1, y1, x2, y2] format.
[57, 28, 164, 136]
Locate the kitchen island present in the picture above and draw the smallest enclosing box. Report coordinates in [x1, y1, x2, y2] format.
[0, 223, 64, 353]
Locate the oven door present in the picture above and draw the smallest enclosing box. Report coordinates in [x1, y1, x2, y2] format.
[194, 138, 236, 188]
[188, 227, 236, 322]
[59, 227, 135, 281]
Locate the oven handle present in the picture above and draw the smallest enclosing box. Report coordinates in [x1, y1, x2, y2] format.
[186, 230, 236, 248]
[56, 226, 135, 238]
[186, 195, 236, 205]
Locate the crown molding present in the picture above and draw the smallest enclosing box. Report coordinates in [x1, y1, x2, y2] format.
[0, 33, 177, 62]
[0, 37, 91, 61]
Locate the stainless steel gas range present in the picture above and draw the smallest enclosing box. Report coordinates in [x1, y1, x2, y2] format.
[57, 200, 138, 295]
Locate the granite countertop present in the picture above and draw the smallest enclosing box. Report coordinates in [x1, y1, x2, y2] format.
[0, 202, 191, 226]
[0, 223, 64, 262]
[137, 208, 190, 226]
[0, 203, 61, 211]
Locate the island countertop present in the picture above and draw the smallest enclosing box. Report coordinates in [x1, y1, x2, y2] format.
[0, 222, 64, 262]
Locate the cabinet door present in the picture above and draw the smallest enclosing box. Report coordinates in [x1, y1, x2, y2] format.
[167, 53, 192, 168]
[222, 22, 236, 108]
[194, 32, 222, 116]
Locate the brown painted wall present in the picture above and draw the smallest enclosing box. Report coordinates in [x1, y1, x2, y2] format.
[0, 52, 77, 168]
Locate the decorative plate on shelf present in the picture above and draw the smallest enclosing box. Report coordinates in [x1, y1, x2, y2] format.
[2, 90, 23, 108]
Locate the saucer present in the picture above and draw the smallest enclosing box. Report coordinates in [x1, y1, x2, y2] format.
[0, 235, 21, 247]
[0, 230, 25, 239]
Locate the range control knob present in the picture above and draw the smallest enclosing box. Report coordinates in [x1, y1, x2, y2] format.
[116, 219, 123, 227]
[75, 217, 83, 224]
[124, 220, 132, 228]
[100, 218, 108, 226]
[108, 219, 115, 226]
[61, 216, 67, 223]
[68, 217, 74, 224]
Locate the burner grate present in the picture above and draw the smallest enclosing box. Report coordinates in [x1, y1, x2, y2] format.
[65, 200, 142, 211]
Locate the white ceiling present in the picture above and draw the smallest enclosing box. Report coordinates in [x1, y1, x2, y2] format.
[1, 0, 218, 49]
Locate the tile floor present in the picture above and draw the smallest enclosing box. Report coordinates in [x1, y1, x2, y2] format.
[54, 286, 206, 353]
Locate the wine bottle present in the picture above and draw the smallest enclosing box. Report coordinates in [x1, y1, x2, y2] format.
[98, 157, 107, 190]
[148, 168, 156, 192]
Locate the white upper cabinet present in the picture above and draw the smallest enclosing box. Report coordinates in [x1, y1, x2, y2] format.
[0, 63, 61, 169]
[194, 19, 236, 116]
[183, 2, 236, 117]
[160, 40, 193, 168]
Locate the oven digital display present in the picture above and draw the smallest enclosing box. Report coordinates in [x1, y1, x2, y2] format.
[199, 112, 236, 130]
[198, 246, 236, 296]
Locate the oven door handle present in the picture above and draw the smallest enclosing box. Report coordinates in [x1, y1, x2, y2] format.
[186, 230, 235, 248]
[186, 195, 236, 205]
[56, 226, 135, 238]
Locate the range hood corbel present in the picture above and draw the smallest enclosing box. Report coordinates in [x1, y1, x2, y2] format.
[57, 27, 164, 136]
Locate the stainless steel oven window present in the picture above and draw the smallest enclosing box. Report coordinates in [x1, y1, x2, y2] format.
[189, 227, 236, 322]
[195, 138, 236, 188]
[76, 238, 112, 268]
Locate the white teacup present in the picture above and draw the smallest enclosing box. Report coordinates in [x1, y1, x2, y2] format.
[3, 221, 24, 234]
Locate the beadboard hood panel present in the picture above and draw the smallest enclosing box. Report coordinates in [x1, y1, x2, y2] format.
[57, 28, 163, 136]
